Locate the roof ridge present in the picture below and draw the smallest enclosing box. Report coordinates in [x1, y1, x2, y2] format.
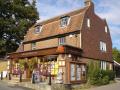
[36, 6, 88, 25]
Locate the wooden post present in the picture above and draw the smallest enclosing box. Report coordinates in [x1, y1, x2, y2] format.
[48, 73, 51, 85]
[1, 72, 3, 80]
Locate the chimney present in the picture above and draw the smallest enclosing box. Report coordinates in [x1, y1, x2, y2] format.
[84, 0, 94, 7]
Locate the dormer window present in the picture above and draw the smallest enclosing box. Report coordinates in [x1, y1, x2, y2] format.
[87, 18, 90, 28]
[60, 16, 70, 27]
[105, 26, 108, 33]
[34, 25, 42, 34]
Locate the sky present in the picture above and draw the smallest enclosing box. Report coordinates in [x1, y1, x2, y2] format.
[34, 0, 120, 49]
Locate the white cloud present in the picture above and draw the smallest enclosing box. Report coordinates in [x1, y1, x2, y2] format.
[36, 0, 84, 21]
[110, 26, 120, 36]
[96, 0, 120, 25]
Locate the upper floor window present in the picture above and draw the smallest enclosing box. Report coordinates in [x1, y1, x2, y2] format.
[60, 16, 70, 27]
[100, 61, 107, 70]
[100, 41, 107, 52]
[58, 37, 65, 45]
[34, 25, 42, 34]
[31, 42, 36, 50]
[87, 18, 90, 28]
[105, 26, 108, 33]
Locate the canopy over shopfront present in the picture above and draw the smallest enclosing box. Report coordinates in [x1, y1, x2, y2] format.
[7, 45, 86, 84]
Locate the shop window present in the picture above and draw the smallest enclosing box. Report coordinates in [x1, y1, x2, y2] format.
[76, 65, 81, 80]
[81, 65, 86, 79]
[70, 64, 76, 81]
[58, 61, 65, 66]
[70, 64, 86, 81]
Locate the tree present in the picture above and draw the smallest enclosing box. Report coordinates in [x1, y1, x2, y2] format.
[0, 0, 39, 57]
[112, 47, 120, 63]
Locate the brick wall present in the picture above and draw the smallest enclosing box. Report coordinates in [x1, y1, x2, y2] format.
[81, 6, 112, 62]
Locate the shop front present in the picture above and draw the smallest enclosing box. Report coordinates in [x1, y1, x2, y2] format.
[8, 45, 86, 84]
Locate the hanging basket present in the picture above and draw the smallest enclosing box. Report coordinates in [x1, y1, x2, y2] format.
[57, 46, 65, 53]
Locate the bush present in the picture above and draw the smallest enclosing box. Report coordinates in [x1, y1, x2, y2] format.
[87, 61, 115, 86]
[107, 70, 115, 81]
[102, 76, 109, 85]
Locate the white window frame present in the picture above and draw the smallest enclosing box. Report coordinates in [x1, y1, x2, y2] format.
[100, 61, 107, 70]
[31, 42, 36, 50]
[34, 25, 42, 34]
[105, 26, 108, 33]
[100, 41, 107, 52]
[60, 16, 70, 27]
[87, 18, 90, 28]
[109, 63, 113, 70]
[58, 37, 65, 45]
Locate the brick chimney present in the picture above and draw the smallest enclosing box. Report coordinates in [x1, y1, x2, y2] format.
[84, 0, 94, 7]
[84, 0, 94, 12]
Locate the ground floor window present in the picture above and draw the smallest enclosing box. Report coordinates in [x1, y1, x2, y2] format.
[70, 63, 86, 81]
[109, 63, 113, 70]
[76, 65, 81, 80]
[70, 64, 76, 81]
[100, 61, 107, 70]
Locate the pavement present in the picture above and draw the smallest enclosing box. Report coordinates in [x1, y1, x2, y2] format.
[1, 79, 120, 90]
[0, 81, 33, 90]
[1, 79, 51, 90]
[86, 81, 120, 90]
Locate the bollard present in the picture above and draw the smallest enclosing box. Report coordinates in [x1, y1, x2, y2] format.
[32, 73, 35, 84]
[48, 74, 51, 85]
[8, 73, 11, 80]
[19, 72, 22, 82]
[1, 72, 3, 80]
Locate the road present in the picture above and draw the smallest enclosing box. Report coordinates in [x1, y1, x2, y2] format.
[0, 81, 33, 90]
[88, 81, 120, 90]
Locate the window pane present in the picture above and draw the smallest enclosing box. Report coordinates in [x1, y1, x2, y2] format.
[31, 42, 36, 50]
[87, 19, 90, 28]
[100, 41, 107, 52]
[60, 16, 70, 27]
[70, 64, 75, 81]
[105, 26, 108, 33]
[59, 37, 65, 45]
[34, 26, 42, 33]
[76, 65, 81, 80]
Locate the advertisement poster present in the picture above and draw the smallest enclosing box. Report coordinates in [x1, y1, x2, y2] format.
[70, 64, 75, 81]
[76, 65, 81, 80]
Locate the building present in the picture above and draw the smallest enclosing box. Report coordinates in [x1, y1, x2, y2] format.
[8, 0, 113, 84]
[114, 61, 120, 78]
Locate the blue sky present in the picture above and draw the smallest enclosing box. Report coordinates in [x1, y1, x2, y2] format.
[33, 0, 120, 49]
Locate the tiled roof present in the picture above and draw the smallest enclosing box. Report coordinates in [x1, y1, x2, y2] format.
[23, 7, 89, 43]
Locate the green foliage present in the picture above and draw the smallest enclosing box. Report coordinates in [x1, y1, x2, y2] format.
[101, 76, 109, 85]
[19, 58, 37, 72]
[27, 57, 37, 71]
[19, 59, 26, 71]
[105, 70, 115, 81]
[112, 47, 120, 63]
[0, 0, 39, 57]
[87, 60, 115, 86]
